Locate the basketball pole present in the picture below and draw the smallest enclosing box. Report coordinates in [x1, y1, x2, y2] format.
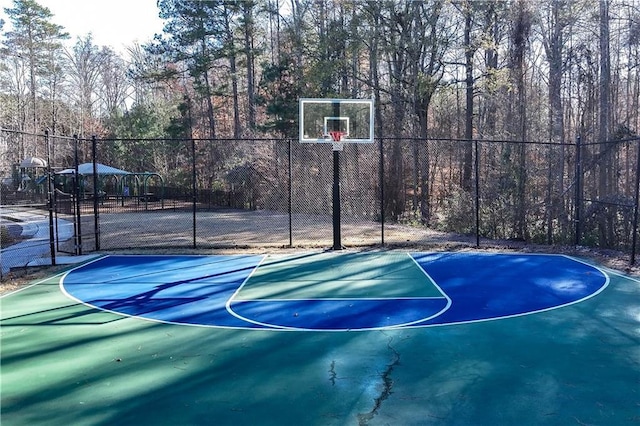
[300, 97, 374, 251]
[332, 148, 342, 250]
[332, 102, 342, 250]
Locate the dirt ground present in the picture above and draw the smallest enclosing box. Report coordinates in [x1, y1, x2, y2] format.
[2, 207, 638, 295]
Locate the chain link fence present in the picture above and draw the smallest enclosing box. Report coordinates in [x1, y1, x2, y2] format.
[1, 128, 639, 279]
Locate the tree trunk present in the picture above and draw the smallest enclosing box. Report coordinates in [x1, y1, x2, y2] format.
[223, 6, 241, 139]
[462, 2, 474, 192]
[598, 0, 613, 246]
[243, 2, 256, 131]
[510, 0, 530, 241]
[544, 0, 566, 244]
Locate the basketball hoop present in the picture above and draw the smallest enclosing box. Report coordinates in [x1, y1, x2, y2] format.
[329, 131, 344, 151]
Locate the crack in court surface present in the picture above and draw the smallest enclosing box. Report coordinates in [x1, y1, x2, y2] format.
[357, 336, 401, 425]
[329, 360, 337, 386]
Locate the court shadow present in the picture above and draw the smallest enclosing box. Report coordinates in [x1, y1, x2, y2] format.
[0, 302, 124, 326]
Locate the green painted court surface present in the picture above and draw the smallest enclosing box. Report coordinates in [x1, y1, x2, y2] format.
[237, 252, 441, 299]
[1, 253, 639, 425]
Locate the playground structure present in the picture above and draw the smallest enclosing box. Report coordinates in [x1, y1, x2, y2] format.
[17, 157, 48, 193]
[0, 157, 49, 201]
[1, 159, 165, 210]
[54, 162, 165, 210]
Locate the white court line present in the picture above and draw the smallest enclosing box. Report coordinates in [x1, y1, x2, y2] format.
[225, 252, 453, 331]
[1, 272, 67, 298]
[224, 254, 294, 330]
[401, 253, 611, 329]
[53, 252, 620, 332]
[58, 254, 289, 330]
[390, 253, 453, 327]
[231, 296, 447, 302]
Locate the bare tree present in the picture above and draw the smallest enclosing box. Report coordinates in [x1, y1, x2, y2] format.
[508, 0, 532, 240]
[539, 0, 573, 243]
[64, 35, 106, 136]
[97, 48, 128, 118]
[241, 1, 257, 132]
[598, 0, 613, 245]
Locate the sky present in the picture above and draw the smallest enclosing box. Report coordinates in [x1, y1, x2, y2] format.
[0, 0, 165, 54]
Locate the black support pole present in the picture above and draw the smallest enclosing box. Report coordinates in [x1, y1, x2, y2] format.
[474, 139, 480, 247]
[332, 148, 342, 250]
[332, 101, 342, 250]
[379, 137, 385, 246]
[288, 138, 293, 247]
[73, 135, 82, 255]
[45, 130, 56, 266]
[92, 135, 100, 250]
[191, 138, 197, 249]
[575, 135, 582, 246]
[630, 138, 640, 265]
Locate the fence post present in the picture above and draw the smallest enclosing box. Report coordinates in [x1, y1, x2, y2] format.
[379, 137, 385, 246]
[191, 138, 197, 249]
[574, 135, 582, 246]
[630, 138, 640, 265]
[288, 138, 293, 247]
[45, 129, 56, 266]
[92, 135, 100, 251]
[474, 139, 480, 247]
[73, 135, 82, 255]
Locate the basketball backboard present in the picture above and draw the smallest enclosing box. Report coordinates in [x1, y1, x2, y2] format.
[299, 98, 374, 143]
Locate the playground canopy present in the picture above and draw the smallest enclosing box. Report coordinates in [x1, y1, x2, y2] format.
[55, 163, 164, 205]
[20, 157, 47, 168]
[57, 163, 131, 176]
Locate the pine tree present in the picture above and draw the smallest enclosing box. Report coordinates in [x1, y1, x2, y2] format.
[2, 0, 68, 137]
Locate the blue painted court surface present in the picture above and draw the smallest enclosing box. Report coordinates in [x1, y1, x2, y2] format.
[61, 252, 608, 331]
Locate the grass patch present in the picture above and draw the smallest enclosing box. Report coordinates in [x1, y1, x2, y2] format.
[1, 225, 16, 246]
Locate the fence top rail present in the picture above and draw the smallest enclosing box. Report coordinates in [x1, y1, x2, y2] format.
[0, 127, 77, 141]
[2, 128, 639, 146]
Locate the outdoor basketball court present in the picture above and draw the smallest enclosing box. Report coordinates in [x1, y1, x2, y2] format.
[1, 250, 639, 425]
[2, 99, 639, 424]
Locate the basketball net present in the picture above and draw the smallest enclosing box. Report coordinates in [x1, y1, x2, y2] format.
[329, 131, 344, 151]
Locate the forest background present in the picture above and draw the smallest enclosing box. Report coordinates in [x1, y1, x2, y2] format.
[0, 0, 639, 251]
